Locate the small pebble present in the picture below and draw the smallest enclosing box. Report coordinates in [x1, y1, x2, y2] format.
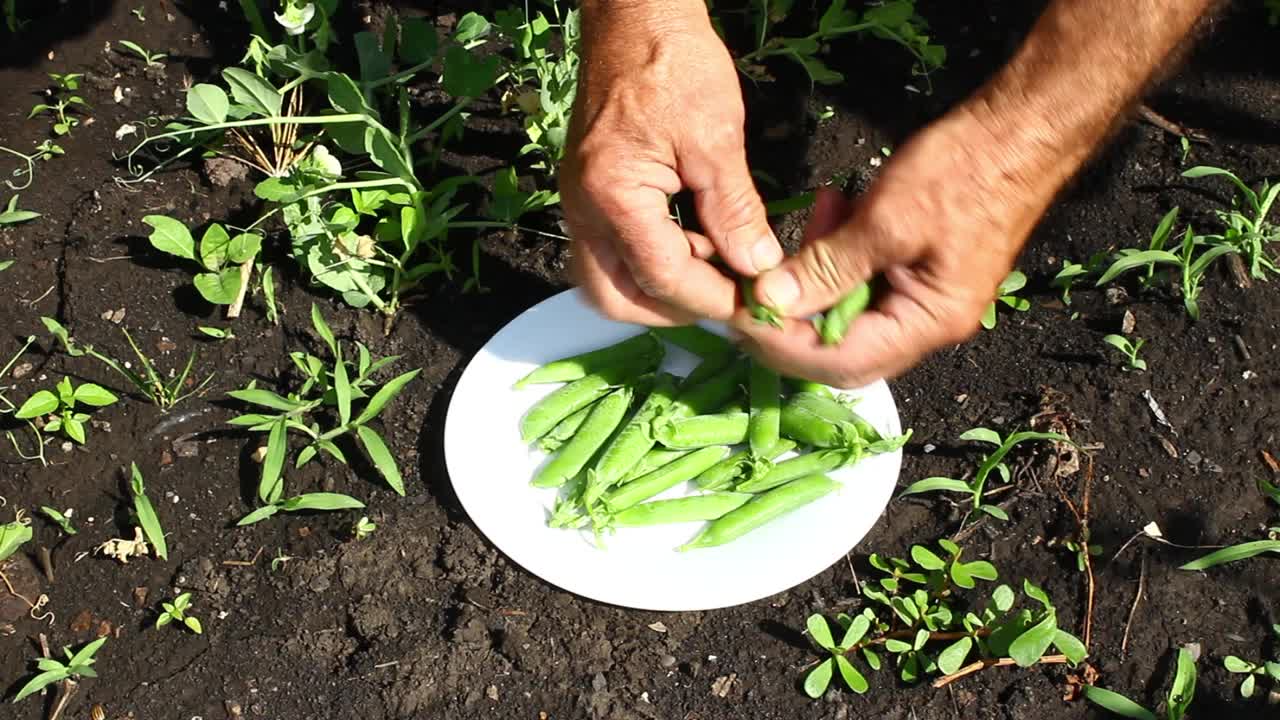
[659, 655, 677, 668]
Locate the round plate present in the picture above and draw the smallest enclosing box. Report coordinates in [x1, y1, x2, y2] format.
[444, 289, 903, 611]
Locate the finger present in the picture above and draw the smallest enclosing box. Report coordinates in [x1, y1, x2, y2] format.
[570, 231, 698, 327]
[686, 229, 717, 261]
[684, 143, 782, 277]
[802, 186, 851, 244]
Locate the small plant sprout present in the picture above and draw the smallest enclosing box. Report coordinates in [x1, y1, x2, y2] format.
[1180, 477, 1280, 570]
[0, 194, 40, 226]
[801, 541, 1086, 697]
[130, 463, 168, 561]
[352, 516, 376, 540]
[116, 40, 167, 66]
[1063, 533, 1102, 573]
[12, 636, 107, 704]
[1086, 645, 1197, 720]
[131, 6, 145, 21]
[1103, 335, 1147, 371]
[40, 506, 77, 536]
[1051, 251, 1108, 305]
[1224, 653, 1280, 699]
[197, 326, 235, 341]
[981, 270, 1030, 329]
[143, 216, 264, 314]
[14, 377, 118, 444]
[0, 511, 33, 562]
[1182, 165, 1279, 280]
[29, 73, 88, 136]
[1179, 136, 1191, 164]
[156, 592, 203, 634]
[900, 427, 1070, 522]
[817, 105, 835, 122]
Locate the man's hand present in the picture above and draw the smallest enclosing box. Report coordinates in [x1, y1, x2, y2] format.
[561, 0, 781, 326]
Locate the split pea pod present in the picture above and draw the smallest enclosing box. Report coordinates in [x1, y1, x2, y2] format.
[586, 374, 681, 502]
[740, 277, 783, 328]
[649, 325, 733, 359]
[818, 282, 871, 345]
[736, 446, 859, 493]
[612, 492, 754, 527]
[532, 387, 633, 488]
[654, 412, 750, 450]
[669, 356, 748, 418]
[602, 446, 729, 512]
[514, 332, 663, 388]
[537, 400, 599, 453]
[779, 391, 881, 448]
[748, 359, 781, 457]
[619, 448, 693, 484]
[519, 355, 657, 443]
[679, 473, 840, 550]
[696, 438, 796, 491]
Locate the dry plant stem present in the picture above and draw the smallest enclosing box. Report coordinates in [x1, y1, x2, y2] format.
[932, 654, 1070, 688]
[1137, 104, 1209, 143]
[48, 679, 77, 720]
[0, 568, 54, 625]
[1121, 549, 1147, 658]
[226, 259, 253, 319]
[1053, 454, 1096, 648]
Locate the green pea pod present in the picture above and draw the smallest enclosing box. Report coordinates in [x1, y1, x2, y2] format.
[532, 387, 633, 488]
[748, 359, 781, 457]
[785, 377, 833, 398]
[514, 332, 663, 388]
[669, 357, 748, 418]
[737, 446, 859, 493]
[612, 492, 754, 527]
[619, 448, 693, 484]
[602, 446, 728, 512]
[586, 374, 681, 502]
[680, 473, 840, 550]
[696, 438, 796, 491]
[741, 277, 783, 328]
[654, 412, 750, 449]
[650, 325, 733, 359]
[537, 400, 599, 453]
[780, 391, 881, 447]
[818, 282, 871, 345]
[520, 355, 657, 443]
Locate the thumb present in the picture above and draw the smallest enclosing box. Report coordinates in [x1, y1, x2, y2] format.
[685, 148, 782, 277]
[753, 209, 884, 318]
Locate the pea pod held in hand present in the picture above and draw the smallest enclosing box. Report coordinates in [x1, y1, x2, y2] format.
[612, 492, 754, 527]
[740, 277, 784, 328]
[654, 412, 750, 449]
[532, 387, 633, 488]
[680, 474, 840, 551]
[514, 332, 663, 388]
[602, 446, 729, 512]
[816, 282, 871, 345]
[519, 354, 658, 443]
[748, 359, 781, 457]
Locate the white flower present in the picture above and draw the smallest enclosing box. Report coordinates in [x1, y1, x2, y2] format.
[274, 2, 315, 36]
[309, 144, 342, 179]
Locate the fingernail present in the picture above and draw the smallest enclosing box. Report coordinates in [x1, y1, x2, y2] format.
[751, 236, 783, 273]
[758, 269, 800, 310]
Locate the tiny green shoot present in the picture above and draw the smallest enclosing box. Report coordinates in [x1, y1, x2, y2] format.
[0, 194, 40, 226]
[129, 463, 167, 561]
[155, 592, 203, 634]
[29, 73, 88, 136]
[981, 270, 1030, 330]
[39, 506, 77, 536]
[1102, 335, 1147, 371]
[352, 516, 376, 540]
[117, 40, 167, 66]
[198, 326, 235, 341]
[12, 636, 107, 704]
[1085, 645, 1196, 720]
[1180, 478, 1279, 570]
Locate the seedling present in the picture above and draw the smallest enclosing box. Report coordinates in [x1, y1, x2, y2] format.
[131, 7, 145, 21]
[1096, 220, 1236, 321]
[1180, 477, 1279, 570]
[802, 540, 1085, 697]
[29, 73, 88, 136]
[0, 336, 45, 465]
[1051, 251, 1109, 305]
[1224, 624, 1280, 698]
[12, 636, 107, 703]
[198, 326, 235, 340]
[129, 463, 168, 561]
[0, 512, 32, 562]
[1063, 534, 1102, 572]
[1183, 165, 1279, 280]
[142, 215, 263, 309]
[0, 194, 39, 226]
[14, 376, 118, 444]
[229, 304, 418, 523]
[900, 427, 1070, 522]
[1179, 136, 1191, 164]
[980, 270, 1030, 330]
[1085, 646, 1196, 720]
[116, 40, 167, 66]
[351, 516, 376, 540]
[41, 317, 214, 411]
[1, 139, 64, 191]
[1102, 335, 1147, 371]
[39, 507, 77, 536]
[156, 592, 203, 634]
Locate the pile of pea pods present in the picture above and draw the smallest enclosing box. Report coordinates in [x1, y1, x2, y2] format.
[514, 326, 910, 550]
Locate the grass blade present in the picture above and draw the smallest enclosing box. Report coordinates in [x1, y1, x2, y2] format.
[1082, 687, 1156, 720]
[1180, 540, 1280, 570]
[352, 368, 420, 426]
[129, 463, 167, 561]
[259, 418, 287, 504]
[356, 425, 405, 496]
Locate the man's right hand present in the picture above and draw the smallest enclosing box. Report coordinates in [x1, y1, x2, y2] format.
[560, 0, 782, 326]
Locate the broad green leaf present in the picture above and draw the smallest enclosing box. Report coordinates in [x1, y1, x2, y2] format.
[980, 302, 997, 330]
[998, 270, 1027, 294]
[400, 18, 438, 64]
[1008, 612, 1058, 667]
[222, 67, 282, 117]
[14, 390, 58, 419]
[834, 655, 867, 693]
[226, 233, 262, 263]
[228, 388, 304, 412]
[280, 492, 365, 512]
[236, 504, 280, 526]
[979, 504, 1009, 521]
[806, 614, 835, 650]
[839, 614, 870, 650]
[1241, 674, 1256, 698]
[356, 425, 405, 496]
[1150, 206, 1180, 250]
[1182, 165, 1254, 201]
[1095, 250, 1180, 286]
[862, 647, 881, 671]
[143, 215, 195, 261]
[254, 177, 301, 202]
[453, 11, 490, 42]
[1023, 579, 1052, 608]
[1266, 661, 1280, 680]
[1223, 656, 1255, 673]
[910, 545, 945, 570]
[0, 520, 32, 562]
[365, 126, 414, 181]
[194, 267, 243, 305]
[991, 584, 1015, 612]
[950, 561, 974, 589]
[184, 616, 203, 634]
[310, 304, 337, 355]
[325, 71, 371, 116]
[186, 84, 229, 124]
[199, 223, 232, 271]
[959, 427, 1002, 446]
[1168, 647, 1197, 719]
[73, 383, 117, 407]
[0, 205, 40, 225]
[259, 418, 287, 504]
[1189, 243, 1236, 278]
[353, 368, 420, 425]
[1083, 687, 1156, 720]
[13, 669, 67, 702]
[936, 636, 972, 675]
[334, 350, 352, 426]
[63, 417, 86, 443]
[295, 444, 317, 469]
[963, 560, 998, 581]
[354, 31, 391, 83]
[803, 657, 834, 699]
[1052, 630, 1087, 664]
[1180, 540, 1280, 570]
[899, 477, 971, 497]
[884, 638, 912, 653]
[442, 45, 499, 98]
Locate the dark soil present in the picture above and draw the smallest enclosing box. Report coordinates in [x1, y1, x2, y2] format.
[2, 1, 1279, 719]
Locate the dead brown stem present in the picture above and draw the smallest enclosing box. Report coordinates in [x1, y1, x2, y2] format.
[932, 654, 1070, 688]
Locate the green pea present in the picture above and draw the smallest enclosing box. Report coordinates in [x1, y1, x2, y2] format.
[740, 277, 783, 328]
[669, 356, 748, 418]
[514, 332, 663, 388]
[649, 325, 733, 359]
[537, 400, 599, 453]
[780, 391, 881, 448]
[785, 377, 833, 398]
[619, 448, 693, 484]
[654, 412, 749, 450]
[611, 492, 754, 527]
[817, 282, 871, 345]
[585, 374, 681, 503]
[602, 446, 728, 512]
[532, 387, 633, 488]
[679, 474, 840, 550]
[519, 356, 657, 443]
[696, 438, 796, 491]
[736, 446, 860, 493]
[748, 359, 781, 457]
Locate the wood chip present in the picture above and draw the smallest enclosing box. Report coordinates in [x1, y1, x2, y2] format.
[1262, 450, 1279, 474]
[710, 673, 737, 698]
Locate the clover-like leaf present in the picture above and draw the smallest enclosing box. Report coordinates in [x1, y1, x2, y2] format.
[806, 614, 835, 651]
[803, 658, 834, 699]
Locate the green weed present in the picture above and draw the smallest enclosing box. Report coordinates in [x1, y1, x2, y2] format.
[1102, 335, 1147, 371]
[980, 270, 1030, 330]
[29, 73, 88, 136]
[155, 592, 203, 634]
[1085, 646, 1196, 720]
[14, 376, 118, 445]
[12, 637, 107, 704]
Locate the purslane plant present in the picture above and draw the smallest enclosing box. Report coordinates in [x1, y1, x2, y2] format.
[802, 541, 1086, 697]
[1224, 623, 1280, 698]
[1085, 646, 1196, 720]
[228, 304, 418, 524]
[980, 270, 1030, 330]
[14, 376, 118, 444]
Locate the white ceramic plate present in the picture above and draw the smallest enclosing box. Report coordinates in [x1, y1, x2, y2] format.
[444, 289, 903, 611]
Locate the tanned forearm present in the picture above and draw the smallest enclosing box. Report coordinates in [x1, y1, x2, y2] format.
[964, 0, 1216, 202]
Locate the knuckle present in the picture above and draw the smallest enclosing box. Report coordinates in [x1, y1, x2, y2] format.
[802, 240, 853, 296]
